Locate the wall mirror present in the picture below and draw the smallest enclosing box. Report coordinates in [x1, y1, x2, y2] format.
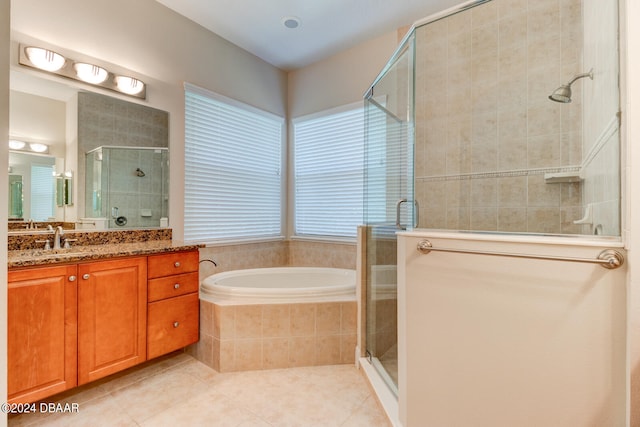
[8, 151, 62, 221]
[9, 69, 169, 231]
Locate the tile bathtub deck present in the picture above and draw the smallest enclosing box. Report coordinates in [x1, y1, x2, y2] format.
[8, 352, 392, 427]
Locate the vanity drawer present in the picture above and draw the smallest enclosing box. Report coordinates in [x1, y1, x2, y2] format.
[147, 250, 199, 279]
[148, 272, 199, 302]
[147, 293, 199, 359]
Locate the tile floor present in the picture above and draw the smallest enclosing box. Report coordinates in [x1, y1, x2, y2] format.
[8, 352, 392, 427]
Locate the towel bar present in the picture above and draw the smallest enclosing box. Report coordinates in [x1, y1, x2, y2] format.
[416, 239, 624, 270]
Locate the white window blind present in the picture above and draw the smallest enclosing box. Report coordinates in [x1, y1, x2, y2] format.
[184, 84, 283, 243]
[293, 105, 364, 239]
[31, 164, 54, 221]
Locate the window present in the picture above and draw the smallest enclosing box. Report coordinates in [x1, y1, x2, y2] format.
[30, 164, 55, 221]
[293, 104, 364, 239]
[184, 84, 284, 243]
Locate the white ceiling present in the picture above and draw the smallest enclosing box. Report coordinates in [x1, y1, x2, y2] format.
[155, 0, 464, 71]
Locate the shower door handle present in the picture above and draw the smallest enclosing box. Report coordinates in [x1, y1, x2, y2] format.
[396, 199, 407, 230]
[396, 199, 420, 230]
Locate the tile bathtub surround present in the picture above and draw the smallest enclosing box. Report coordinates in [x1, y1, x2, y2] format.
[197, 239, 358, 279]
[288, 240, 358, 269]
[197, 240, 289, 278]
[8, 352, 391, 427]
[190, 300, 358, 373]
[8, 228, 172, 251]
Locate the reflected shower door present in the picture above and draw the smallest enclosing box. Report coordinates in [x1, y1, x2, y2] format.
[363, 33, 415, 395]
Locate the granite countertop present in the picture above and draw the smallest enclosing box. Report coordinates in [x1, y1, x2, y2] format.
[9, 240, 204, 269]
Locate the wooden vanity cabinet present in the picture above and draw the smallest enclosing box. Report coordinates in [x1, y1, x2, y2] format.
[147, 250, 199, 359]
[77, 257, 147, 385]
[8, 265, 78, 404]
[8, 250, 198, 402]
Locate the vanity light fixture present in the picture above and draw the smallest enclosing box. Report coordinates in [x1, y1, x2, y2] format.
[8, 139, 49, 154]
[18, 43, 146, 99]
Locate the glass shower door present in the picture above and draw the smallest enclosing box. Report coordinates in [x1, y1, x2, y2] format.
[363, 33, 415, 395]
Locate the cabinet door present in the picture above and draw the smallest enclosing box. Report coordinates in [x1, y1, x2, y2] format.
[148, 293, 199, 359]
[78, 257, 147, 385]
[8, 265, 78, 404]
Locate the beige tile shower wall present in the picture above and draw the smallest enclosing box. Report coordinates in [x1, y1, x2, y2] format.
[580, 0, 620, 236]
[414, 0, 584, 234]
[581, 130, 620, 236]
[77, 92, 169, 222]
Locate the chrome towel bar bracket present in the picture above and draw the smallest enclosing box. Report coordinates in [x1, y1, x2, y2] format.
[416, 239, 624, 270]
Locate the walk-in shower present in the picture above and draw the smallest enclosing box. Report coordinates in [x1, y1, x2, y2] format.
[362, 0, 621, 412]
[85, 146, 169, 228]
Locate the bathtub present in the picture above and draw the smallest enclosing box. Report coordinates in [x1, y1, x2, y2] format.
[200, 267, 356, 305]
[195, 267, 358, 371]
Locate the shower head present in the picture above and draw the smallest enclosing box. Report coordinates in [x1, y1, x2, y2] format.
[135, 168, 145, 177]
[549, 69, 593, 103]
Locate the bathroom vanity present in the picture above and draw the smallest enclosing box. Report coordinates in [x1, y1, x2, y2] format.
[7, 233, 202, 404]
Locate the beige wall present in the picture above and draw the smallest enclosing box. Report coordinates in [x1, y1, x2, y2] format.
[1, 0, 9, 424]
[9, 91, 66, 157]
[399, 232, 627, 426]
[286, 30, 399, 239]
[624, 0, 640, 422]
[287, 31, 398, 119]
[10, 0, 288, 240]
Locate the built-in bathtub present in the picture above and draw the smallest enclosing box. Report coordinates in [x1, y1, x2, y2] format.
[190, 267, 357, 372]
[200, 267, 356, 304]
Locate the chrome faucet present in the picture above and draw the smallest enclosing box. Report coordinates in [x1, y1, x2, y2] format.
[53, 226, 64, 250]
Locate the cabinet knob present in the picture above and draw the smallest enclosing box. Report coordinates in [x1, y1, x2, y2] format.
[82, 274, 90, 280]
[69, 275, 77, 282]
[174, 283, 180, 289]
[173, 321, 180, 328]
[174, 261, 181, 268]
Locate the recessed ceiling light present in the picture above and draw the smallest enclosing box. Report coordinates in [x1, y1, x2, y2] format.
[282, 16, 301, 29]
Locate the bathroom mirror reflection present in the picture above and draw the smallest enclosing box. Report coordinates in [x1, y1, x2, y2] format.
[85, 146, 169, 229]
[9, 69, 170, 230]
[8, 152, 62, 222]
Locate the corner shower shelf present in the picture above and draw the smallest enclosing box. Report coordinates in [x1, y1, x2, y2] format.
[543, 171, 583, 183]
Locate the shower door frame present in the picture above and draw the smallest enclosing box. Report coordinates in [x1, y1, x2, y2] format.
[363, 30, 416, 396]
